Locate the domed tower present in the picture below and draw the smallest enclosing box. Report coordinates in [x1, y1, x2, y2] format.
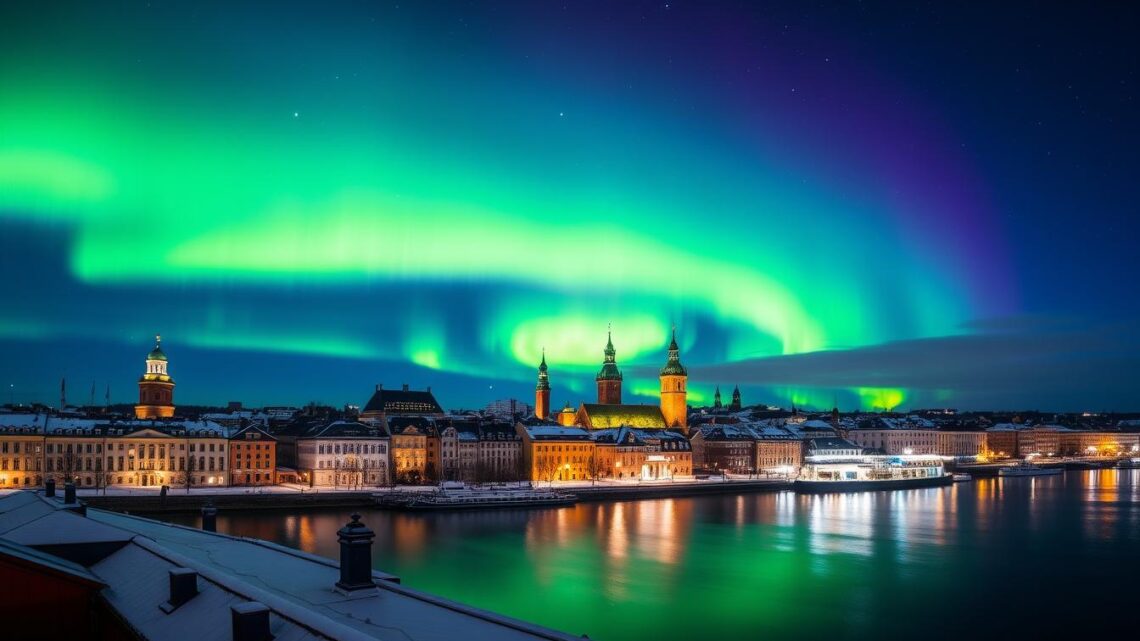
[535, 350, 551, 420]
[659, 328, 688, 430]
[557, 402, 577, 426]
[730, 385, 742, 411]
[596, 329, 622, 404]
[135, 335, 175, 419]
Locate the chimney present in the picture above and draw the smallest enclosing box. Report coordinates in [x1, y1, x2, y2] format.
[64, 481, 76, 504]
[335, 513, 376, 592]
[168, 568, 198, 609]
[231, 602, 272, 641]
[375, 383, 380, 391]
[201, 501, 217, 532]
[426, 386, 431, 393]
[45, 479, 56, 497]
[402, 383, 409, 392]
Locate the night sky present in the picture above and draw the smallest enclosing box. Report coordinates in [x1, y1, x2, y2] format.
[2, 2, 1137, 411]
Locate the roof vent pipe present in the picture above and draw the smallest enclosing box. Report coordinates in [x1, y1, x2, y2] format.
[231, 602, 272, 641]
[64, 481, 76, 504]
[201, 501, 217, 532]
[45, 479, 56, 497]
[168, 568, 198, 609]
[336, 513, 376, 592]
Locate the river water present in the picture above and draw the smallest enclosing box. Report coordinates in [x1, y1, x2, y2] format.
[161, 470, 1139, 641]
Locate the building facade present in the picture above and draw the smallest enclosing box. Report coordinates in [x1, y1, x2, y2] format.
[228, 423, 277, 486]
[296, 420, 390, 487]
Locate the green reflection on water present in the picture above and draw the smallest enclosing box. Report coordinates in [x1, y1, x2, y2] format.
[162, 471, 1140, 641]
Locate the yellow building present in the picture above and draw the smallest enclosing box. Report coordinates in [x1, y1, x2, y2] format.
[390, 418, 430, 484]
[516, 424, 595, 483]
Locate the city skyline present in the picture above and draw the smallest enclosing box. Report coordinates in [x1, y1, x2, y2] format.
[3, 2, 1138, 411]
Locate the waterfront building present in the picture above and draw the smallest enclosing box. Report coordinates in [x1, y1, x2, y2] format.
[295, 420, 390, 487]
[477, 421, 523, 482]
[360, 383, 444, 425]
[228, 423, 277, 486]
[688, 423, 806, 475]
[0, 414, 232, 488]
[806, 437, 863, 458]
[389, 416, 431, 484]
[689, 425, 755, 474]
[754, 429, 802, 473]
[846, 429, 988, 458]
[134, 335, 175, 419]
[984, 423, 1140, 458]
[517, 423, 595, 482]
[0, 491, 584, 641]
[591, 427, 692, 480]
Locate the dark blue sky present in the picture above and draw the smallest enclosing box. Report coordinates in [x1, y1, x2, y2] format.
[1, 2, 1137, 411]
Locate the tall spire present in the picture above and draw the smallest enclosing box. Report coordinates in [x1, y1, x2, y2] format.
[536, 350, 550, 391]
[659, 326, 687, 376]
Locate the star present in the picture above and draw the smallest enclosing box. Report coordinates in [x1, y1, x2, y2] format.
[293, 112, 299, 118]
[559, 112, 564, 117]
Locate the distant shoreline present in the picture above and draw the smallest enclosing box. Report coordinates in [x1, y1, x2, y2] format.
[70, 479, 793, 514]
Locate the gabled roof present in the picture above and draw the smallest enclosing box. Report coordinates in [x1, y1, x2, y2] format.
[579, 404, 666, 429]
[362, 387, 443, 415]
[303, 420, 389, 439]
[228, 423, 277, 441]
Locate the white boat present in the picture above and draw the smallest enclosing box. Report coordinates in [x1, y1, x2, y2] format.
[998, 462, 1062, 477]
[401, 489, 577, 511]
[794, 455, 951, 493]
[1115, 458, 1139, 469]
[951, 473, 972, 482]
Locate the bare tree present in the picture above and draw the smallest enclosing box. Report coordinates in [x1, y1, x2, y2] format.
[537, 455, 558, 488]
[176, 452, 198, 494]
[587, 451, 606, 486]
[56, 449, 78, 485]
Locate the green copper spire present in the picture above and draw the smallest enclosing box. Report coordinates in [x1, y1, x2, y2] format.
[147, 334, 168, 361]
[659, 327, 687, 376]
[596, 327, 622, 381]
[536, 349, 550, 390]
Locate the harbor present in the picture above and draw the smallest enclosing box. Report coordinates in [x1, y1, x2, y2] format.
[155, 469, 1140, 641]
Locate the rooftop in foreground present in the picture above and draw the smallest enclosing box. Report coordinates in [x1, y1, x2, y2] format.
[0, 489, 584, 641]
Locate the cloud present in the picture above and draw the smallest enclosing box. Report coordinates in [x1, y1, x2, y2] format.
[655, 316, 1140, 411]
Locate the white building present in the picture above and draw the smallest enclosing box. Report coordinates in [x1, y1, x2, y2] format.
[296, 420, 390, 488]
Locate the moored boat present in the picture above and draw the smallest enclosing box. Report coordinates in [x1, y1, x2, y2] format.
[952, 473, 972, 482]
[1115, 458, 1139, 469]
[400, 489, 578, 511]
[998, 461, 1063, 477]
[794, 455, 952, 493]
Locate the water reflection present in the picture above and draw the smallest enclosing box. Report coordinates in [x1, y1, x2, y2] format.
[160, 470, 1139, 641]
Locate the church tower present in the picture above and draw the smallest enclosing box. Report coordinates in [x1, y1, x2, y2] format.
[714, 386, 722, 409]
[730, 385, 742, 411]
[659, 328, 688, 430]
[596, 329, 622, 404]
[535, 350, 551, 420]
[135, 335, 175, 419]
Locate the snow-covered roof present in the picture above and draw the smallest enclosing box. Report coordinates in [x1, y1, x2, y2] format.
[523, 425, 591, 439]
[0, 491, 583, 641]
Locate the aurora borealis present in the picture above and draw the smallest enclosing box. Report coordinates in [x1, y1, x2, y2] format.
[2, 2, 1137, 411]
